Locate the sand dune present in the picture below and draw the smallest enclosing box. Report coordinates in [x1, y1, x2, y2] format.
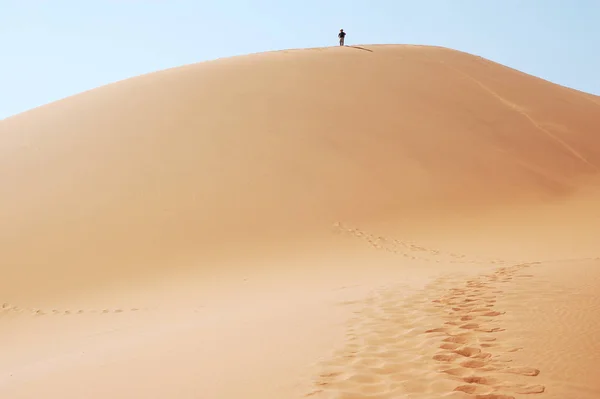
[1, 44, 600, 398]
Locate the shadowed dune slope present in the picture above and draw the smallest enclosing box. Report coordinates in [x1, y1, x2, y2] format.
[1, 44, 600, 299]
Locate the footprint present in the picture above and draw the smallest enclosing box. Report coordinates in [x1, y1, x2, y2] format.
[443, 335, 472, 344]
[440, 343, 462, 350]
[442, 368, 473, 377]
[509, 384, 545, 394]
[426, 327, 451, 333]
[476, 327, 504, 333]
[503, 367, 540, 376]
[304, 390, 322, 397]
[433, 353, 459, 362]
[461, 360, 487, 369]
[473, 352, 492, 360]
[454, 347, 481, 357]
[482, 311, 504, 317]
[463, 376, 497, 385]
[454, 384, 493, 395]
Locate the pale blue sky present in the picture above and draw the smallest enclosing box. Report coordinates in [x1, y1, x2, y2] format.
[1, 1, 599, 119]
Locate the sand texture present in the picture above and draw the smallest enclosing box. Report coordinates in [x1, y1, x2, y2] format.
[1, 44, 600, 398]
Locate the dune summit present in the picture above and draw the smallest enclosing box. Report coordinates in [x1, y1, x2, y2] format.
[1, 45, 600, 399]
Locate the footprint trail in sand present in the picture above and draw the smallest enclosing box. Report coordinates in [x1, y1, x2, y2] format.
[305, 262, 544, 399]
[333, 223, 509, 265]
[0, 303, 152, 317]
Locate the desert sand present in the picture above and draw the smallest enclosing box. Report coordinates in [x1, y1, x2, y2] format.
[1, 44, 599, 399]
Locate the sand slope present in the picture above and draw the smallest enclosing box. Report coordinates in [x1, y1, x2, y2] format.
[1, 44, 600, 398]
[3, 44, 600, 299]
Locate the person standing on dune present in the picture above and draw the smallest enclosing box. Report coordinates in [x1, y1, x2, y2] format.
[338, 29, 346, 46]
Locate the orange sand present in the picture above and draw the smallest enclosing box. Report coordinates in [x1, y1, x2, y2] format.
[1, 44, 599, 399]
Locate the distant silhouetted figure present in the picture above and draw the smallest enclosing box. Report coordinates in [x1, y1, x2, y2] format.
[338, 29, 346, 46]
